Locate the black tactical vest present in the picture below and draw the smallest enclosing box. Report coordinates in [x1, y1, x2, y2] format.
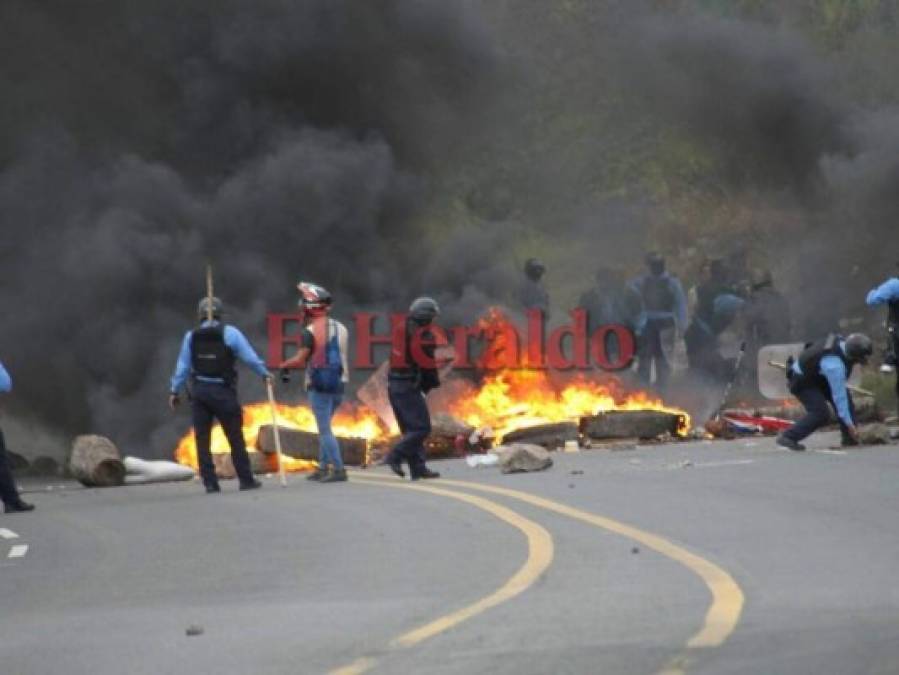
[796, 334, 853, 393]
[190, 325, 236, 383]
[642, 275, 675, 312]
[889, 300, 899, 326]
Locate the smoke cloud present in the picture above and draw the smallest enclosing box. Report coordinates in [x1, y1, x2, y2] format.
[0, 0, 497, 457]
[4, 2, 899, 457]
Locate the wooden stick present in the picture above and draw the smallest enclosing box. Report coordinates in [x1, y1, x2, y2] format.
[265, 379, 288, 487]
[205, 264, 215, 323]
[767, 360, 875, 397]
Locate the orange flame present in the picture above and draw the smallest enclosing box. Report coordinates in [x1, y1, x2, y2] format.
[447, 369, 690, 440]
[174, 401, 384, 473]
[173, 308, 692, 469]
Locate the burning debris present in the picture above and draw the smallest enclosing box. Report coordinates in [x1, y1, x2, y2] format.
[172, 362, 694, 474]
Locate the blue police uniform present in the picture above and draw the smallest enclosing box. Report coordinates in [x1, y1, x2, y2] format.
[684, 293, 745, 380]
[781, 337, 856, 445]
[0, 359, 33, 512]
[628, 272, 687, 388]
[866, 277, 899, 414]
[170, 320, 270, 491]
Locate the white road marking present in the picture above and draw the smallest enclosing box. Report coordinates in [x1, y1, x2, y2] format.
[692, 459, 756, 468]
[0, 528, 18, 540]
[8, 544, 28, 559]
[814, 449, 847, 456]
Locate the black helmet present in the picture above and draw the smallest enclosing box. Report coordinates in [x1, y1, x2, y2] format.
[409, 296, 440, 325]
[645, 252, 666, 276]
[297, 281, 332, 314]
[524, 258, 546, 280]
[844, 333, 873, 365]
[197, 297, 223, 321]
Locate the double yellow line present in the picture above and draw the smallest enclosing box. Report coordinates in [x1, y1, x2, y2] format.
[330, 473, 744, 675]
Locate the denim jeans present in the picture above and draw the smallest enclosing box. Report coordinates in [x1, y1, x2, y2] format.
[308, 389, 344, 470]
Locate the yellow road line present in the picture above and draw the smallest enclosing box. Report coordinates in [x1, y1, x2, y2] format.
[358, 473, 744, 650]
[327, 477, 554, 675]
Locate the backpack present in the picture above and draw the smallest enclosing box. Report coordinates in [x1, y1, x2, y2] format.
[309, 320, 344, 393]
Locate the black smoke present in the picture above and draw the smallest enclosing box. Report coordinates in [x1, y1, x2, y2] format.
[0, 0, 497, 457]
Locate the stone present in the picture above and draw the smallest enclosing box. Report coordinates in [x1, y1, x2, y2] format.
[858, 423, 891, 446]
[495, 443, 553, 474]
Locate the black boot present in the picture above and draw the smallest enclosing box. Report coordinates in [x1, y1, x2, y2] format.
[776, 434, 806, 452]
[387, 460, 405, 478]
[239, 479, 262, 491]
[321, 468, 348, 483]
[4, 500, 35, 513]
[411, 468, 440, 480]
[204, 483, 221, 494]
[306, 468, 328, 482]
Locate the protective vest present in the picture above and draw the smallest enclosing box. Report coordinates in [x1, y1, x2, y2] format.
[389, 318, 439, 391]
[796, 334, 852, 393]
[190, 325, 236, 383]
[641, 275, 675, 313]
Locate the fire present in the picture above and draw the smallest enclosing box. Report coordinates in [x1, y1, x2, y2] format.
[174, 401, 384, 473]
[447, 369, 691, 440]
[173, 308, 692, 471]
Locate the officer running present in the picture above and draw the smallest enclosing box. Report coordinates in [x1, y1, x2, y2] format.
[169, 297, 271, 493]
[279, 282, 350, 483]
[776, 333, 873, 451]
[385, 297, 442, 481]
[0, 359, 34, 513]
[628, 253, 687, 389]
[866, 264, 899, 420]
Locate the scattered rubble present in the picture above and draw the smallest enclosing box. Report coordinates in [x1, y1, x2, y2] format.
[495, 444, 553, 474]
[857, 424, 891, 446]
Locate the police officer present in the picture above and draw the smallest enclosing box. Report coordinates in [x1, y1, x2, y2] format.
[628, 253, 687, 388]
[385, 297, 442, 480]
[169, 297, 272, 493]
[866, 265, 899, 419]
[744, 269, 791, 346]
[518, 258, 550, 315]
[776, 333, 873, 451]
[0, 359, 34, 513]
[743, 268, 791, 392]
[684, 292, 745, 381]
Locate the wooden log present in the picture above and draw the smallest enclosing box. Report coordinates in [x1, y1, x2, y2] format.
[501, 422, 579, 450]
[69, 435, 126, 487]
[212, 451, 267, 479]
[255, 425, 368, 466]
[579, 410, 685, 440]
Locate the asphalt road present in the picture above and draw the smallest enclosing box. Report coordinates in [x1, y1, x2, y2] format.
[3, 430, 899, 675]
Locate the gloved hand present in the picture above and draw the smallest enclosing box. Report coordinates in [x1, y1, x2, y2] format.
[168, 393, 180, 411]
[279, 368, 291, 384]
